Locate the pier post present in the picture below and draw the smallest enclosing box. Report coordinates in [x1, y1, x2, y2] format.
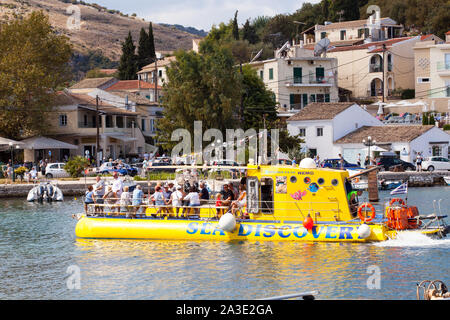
[367, 166, 380, 202]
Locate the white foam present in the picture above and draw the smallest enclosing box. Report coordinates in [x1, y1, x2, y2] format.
[374, 231, 450, 248]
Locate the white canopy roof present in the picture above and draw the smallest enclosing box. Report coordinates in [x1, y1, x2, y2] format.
[18, 136, 78, 150]
[0, 137, 24, 145]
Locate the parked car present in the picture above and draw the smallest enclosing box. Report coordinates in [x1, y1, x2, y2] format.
[147, 157, 175, 172]
[97, 162, 138, 176]
[375, 156, 415, 171]
[45, 163, 70, 179]
[320, 158, 360, 169]
[212, 160, 240, 167]
[422, 156, 450, 172]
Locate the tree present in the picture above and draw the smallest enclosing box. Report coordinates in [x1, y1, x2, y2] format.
[0, 11, 72, 139]
[147, 22, 156, 63]
[232, 10, 240, 40]
[156, 47, 241, 150]
[118, 31, 138, 80]
[137, 27, 150, 70]
[242, 19, 259, 44]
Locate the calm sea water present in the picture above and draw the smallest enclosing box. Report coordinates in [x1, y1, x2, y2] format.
[0, 187, 449, 300]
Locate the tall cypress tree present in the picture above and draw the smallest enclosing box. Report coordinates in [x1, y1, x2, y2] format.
[147, 22, 156, 62]
[232, 10, 239, 40]
[242, 19, 258, 44]
[137, 27, 150, 70]
[118, 31, 138, 80]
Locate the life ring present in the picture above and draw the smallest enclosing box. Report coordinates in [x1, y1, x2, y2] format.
[389, 198, 406, 207]
[357, 203, 376, 222]
[353, 177, 360, 183]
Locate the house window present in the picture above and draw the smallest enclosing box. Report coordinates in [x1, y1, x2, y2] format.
[59, 114, 67, 127]
[321, 32, 326, 39]
[158, 70, 162, 77]
[340, 30, 346, 40]
[316, 94, 325, 102]
[417, 77, 430, 83]
[432, 146, 442, 156]
[116, 116, 124, 128]
[269, 68, 274, 80]
[298, 128, 306, 137]
[293, 67, 302, 83]
[259, 70, 263, 80]
[106, 115, 113, 128]
[316, 127, 323, 137]
[141, 119, 146, 131]
[150, 119, 156, 133]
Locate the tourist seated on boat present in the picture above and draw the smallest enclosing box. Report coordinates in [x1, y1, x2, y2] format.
[231, 184, 248, 219]
[215, 193, 223, 218]
[182, 186, 201, 217]
[150, 186, 165, 217]
[170, 185, 184, 217]
[130, 185, 144, 217]
[162, 184, 173, 215]
[84, 185, 96, 215]
[220, 183, 235, 209]
[103, 186, 117, 215]
[348, 190, 363, 218]
[120, 186, 132, 213]
[199, 182, 209, 205]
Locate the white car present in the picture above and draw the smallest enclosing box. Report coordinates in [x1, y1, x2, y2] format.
[45, 163, 70, 178]
[422, 156, 450, 172]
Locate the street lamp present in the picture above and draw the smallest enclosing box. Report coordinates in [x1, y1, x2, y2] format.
[362, 136, 377, 166]
[293, 21, 306, 44]
[8, 142, 15, 182]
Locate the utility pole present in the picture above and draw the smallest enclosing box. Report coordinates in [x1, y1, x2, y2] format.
[382, 44, 386, 103]
[240, 63, 244, 127]
[154, 58, 158, 104]
[96, 95, 100, 167]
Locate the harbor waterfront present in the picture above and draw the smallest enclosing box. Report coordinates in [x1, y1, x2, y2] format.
[0, 187, 448, 300]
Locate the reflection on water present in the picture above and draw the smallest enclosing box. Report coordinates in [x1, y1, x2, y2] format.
[0, 187, 449, 300]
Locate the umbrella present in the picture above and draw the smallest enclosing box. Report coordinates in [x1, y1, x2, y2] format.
[376, 101, 384, 115]
[361, 146, 387, 152]
[0, 137, 23, 146]
[18, 136, 78, 150]
[430, 100, 436, 111]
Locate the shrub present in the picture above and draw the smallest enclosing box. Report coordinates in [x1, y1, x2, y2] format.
[65, 156, 90, 178]
[401, 89, 415, 99]
[443, 124, 450, 131]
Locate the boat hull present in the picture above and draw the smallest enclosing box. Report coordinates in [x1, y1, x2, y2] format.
[76, 216, 393, 242]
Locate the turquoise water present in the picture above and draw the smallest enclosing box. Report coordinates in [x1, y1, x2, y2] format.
[0, 187, 449, 300]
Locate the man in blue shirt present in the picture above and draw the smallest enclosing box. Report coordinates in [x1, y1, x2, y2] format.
[131, 185, 144, 217]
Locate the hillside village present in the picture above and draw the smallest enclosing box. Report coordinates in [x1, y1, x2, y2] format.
[0, 1, 450, 171]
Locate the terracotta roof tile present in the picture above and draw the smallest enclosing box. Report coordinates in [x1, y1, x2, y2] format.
[287, 102, 355, 121]
[328, 37, 412, 52]
[69, 77, 117, 89]
[334, 125, 435, 144]
[317, 18, 399, 31]
[105, 80, 161, 91]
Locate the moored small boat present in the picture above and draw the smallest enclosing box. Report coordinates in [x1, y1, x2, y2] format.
[444, 176, 450, 186]
[27, 182, 63, 202]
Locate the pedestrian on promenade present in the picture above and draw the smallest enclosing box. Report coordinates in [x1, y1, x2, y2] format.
[416, 152, 423, 172]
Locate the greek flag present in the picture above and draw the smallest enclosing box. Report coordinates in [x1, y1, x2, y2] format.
[390, 182, 408, 195]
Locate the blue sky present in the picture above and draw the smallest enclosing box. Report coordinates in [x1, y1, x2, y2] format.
[89, 0, 319, 31]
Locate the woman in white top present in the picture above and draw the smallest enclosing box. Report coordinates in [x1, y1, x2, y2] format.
[120, 186, 131, 213]
[182, 186, 200, 217]
[170, 185, 184, 217]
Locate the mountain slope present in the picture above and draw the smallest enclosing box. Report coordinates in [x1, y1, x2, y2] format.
[0, 0, 201, 61]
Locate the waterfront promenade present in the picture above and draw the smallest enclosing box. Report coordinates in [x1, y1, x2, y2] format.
[0, 171, 448, 198]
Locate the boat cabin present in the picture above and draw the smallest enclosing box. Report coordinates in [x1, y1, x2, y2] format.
[245, 165, 355, 222]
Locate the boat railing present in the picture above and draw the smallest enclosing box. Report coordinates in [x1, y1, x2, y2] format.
[84, 198, 346, 222]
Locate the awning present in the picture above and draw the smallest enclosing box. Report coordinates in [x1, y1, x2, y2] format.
[18, 136, 78, 150]
[102, 133, 137, 142]
[0, 137, 23, 146]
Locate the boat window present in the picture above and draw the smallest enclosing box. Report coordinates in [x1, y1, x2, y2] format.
[246, 177, 259, 214]
[318, 178, 325, 185]
[275, 176, 287, 194]
[331, 179, 339, 186]
[304, 177, 311, 184]
[260, 177, 274, 214]
[290, 176, 297, 183]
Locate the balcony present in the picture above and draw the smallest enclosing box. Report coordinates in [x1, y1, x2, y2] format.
[369, 63, 383, 73]
[286, 77, 333, 87]
[436, 61, 450, 76]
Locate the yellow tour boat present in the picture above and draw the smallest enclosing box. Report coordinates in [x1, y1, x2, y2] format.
[75, 159, 449, 242]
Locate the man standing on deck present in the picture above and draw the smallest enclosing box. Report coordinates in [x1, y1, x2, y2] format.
[111, 172, 123, 203]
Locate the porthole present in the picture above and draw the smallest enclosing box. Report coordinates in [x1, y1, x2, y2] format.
[290, 176, 297, 183]
[318, 178, 325, 185]
[304, 177, 311, 184]
[331, 179, 339, 186]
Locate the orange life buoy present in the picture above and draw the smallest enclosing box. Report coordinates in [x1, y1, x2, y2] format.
[389, 198, 406, 207]
[354, 177, 360, 183]
[357, 203, 376, 222]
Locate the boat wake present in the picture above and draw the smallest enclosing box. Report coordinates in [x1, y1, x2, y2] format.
[374, 231, 450, 248]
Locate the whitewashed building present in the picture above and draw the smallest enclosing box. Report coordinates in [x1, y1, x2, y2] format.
[287, 102, 383, 159]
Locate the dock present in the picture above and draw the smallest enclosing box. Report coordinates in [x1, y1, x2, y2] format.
[378, 171, 449, 187]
